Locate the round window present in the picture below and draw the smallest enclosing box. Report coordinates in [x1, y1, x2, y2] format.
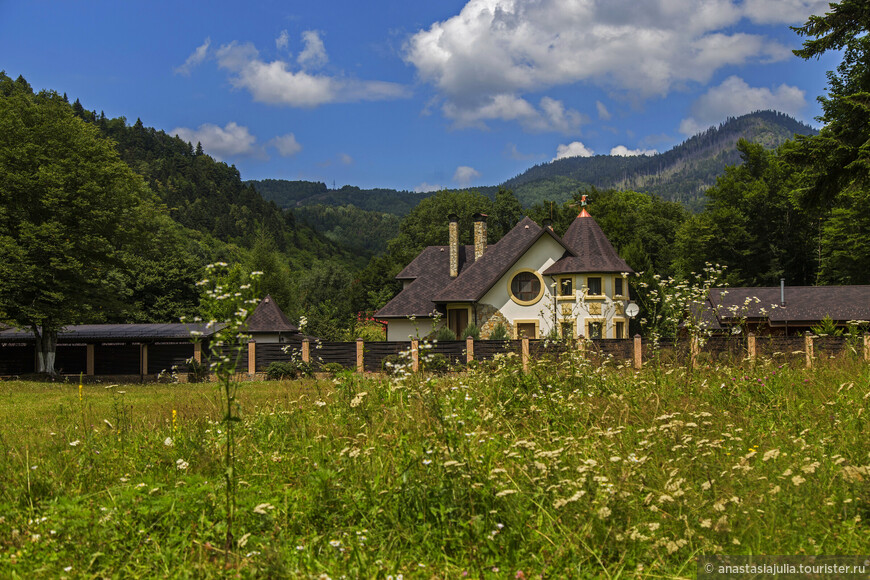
[510, 271, 541, 303]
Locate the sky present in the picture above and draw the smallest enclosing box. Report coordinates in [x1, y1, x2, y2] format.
[0, 0, 841, 193]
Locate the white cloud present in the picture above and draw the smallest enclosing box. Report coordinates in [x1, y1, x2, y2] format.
[174, 38, 211, 76]
[453, 166, 481, 187]
[215, 39, 408, 108]
[443, 94, 585, 131]
[742, 0, 829, 24]
[171, 122, 261, 160]
[554, 141, 594, 161]
[679, 75, 806, 135]
[610, 145, 657, 156]
[269, 133, 302, 157]
[298, 30, 328, 69]
[596, 101, 611, 121]
[414, 182, 443, 193]
[276, 30, 290, 51]
[404, 0, 811, 126]
[339, 153, 354, 165]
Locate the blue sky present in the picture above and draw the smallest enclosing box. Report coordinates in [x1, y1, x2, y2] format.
[0, 0, 840, 192]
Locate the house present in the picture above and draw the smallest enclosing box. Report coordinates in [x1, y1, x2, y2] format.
[702, 284, 870, 335]
[376, 210, 634, 341]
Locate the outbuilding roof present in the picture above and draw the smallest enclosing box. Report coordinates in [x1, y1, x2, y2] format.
[708, 286, 870, 327]
[0, 323, 220, 343]
[245, 295, 299, 333]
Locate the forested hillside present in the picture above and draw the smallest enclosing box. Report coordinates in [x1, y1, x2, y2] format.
[505, 111, 817, 209]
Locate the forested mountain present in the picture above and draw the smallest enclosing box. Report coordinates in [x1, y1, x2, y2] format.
[293, 205, 401, 256]
[249, 179, 437, 216]
[505, 111, 817, 210]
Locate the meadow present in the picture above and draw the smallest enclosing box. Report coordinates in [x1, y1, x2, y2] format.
[0, 350, 868, 579]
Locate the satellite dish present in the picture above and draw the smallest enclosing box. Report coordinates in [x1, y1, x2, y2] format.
[625, 303, 640, 318]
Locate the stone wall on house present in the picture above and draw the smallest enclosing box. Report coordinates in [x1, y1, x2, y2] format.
[477, 303, 512, 339]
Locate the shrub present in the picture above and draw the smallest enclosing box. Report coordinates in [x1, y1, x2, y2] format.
[435, 327, 457, 342]
[381, 354, 402, 375]
[461, 323, 480, 340]
[186, 359, 208, 383]
[488, 322, 509, 340]
[423, 352, 451, 374]
[266, 361, 298, 380]
[323, 362, 345, 375]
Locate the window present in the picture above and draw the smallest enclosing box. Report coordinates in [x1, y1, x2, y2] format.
[615, 321, 624, 339]
[587, 277, 602, 296]
[508, 270, 544, 305]
[517, 322, 537, 338]
[587, 321, 603, 339]
[558, 277, 573, 297]
[614, 277, 624, 297]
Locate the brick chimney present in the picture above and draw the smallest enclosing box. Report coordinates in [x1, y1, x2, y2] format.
[448, 213, 459, 278]
[473, 213, 488, 261]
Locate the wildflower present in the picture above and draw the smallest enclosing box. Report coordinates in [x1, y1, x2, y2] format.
[329, 539, 341, 548]
[164, 437, 173, 447]
[597, 506, 612, 519]
[69, 440, 80, 447]
[762, 449, 780, 461]
[791, 475, 806, 486]
[253, 503, 275, 514]
[496, 489, 518, 497]
[700, 519, 712, 528]
[176, 459, 189, 471]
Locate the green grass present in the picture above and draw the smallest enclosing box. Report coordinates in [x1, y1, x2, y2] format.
[0, 353, 868, 578]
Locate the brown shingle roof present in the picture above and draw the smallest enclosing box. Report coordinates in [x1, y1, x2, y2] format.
[245, 295, 299, 333]
[377, 245, 476, 317]
[708, 286, 870, 326]
[545, 213, 633, 274]
[433, 217, 573, 302]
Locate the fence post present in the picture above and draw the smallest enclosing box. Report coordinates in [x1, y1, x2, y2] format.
[864, 333, 870, 362]
[302, 338, 310, 364]
[140, 344, 148, 376]
[522, 337, 529, 372]
[577, 336, 586, 357]
[747, 332, 756, 365]
[633, 334, 642, 370]
[411, 339, 419, 373]
[86, 344, 95, 376]
[804, 332, 814, 369]
[356, 338, 364, 373]
[248, 341, 256, 375]
[466, 336, 474, 365]
[193, 341, 202, 364]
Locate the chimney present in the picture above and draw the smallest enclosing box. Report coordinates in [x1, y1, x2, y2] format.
[448, 213, 459, 278]
[780, 278, 786, 306]
[542, 218, 553, 230]
[473, 213, 488, 261]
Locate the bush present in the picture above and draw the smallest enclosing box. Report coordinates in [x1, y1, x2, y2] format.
[423, 352, 451, 374]
[381, 354, 402, 375]
[462, 323, 480, 340]
[187, 359, 209, 383]
[435, 327, 457, 342]
[266, 361, 297, 380]
[488, 322, 509, 340]
[323, 362, 345, 375]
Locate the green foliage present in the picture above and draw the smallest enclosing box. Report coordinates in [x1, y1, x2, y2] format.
[186, 358, 209, 383]
[435, 327, 457, 342]
[265, 360, 313, 380]
[422, 352, 450, 374]
[322, 362, 345, 375]
[293, 204, 401, 256]
[810, 315, 842, 337]
[462, 323, 481, 340]
[488, 322, 510, 340]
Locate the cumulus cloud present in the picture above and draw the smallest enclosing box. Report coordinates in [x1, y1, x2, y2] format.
[298, 30, 328, 69]
[404, 0, 811, 127]
[171, 122, 261, 160]
[215, 37, 409, 108]
[453, 166, 481, 187]
[610, 145, 657, 156]
[554, 141, 594, 161]
[742, 0, 829, 24]
[174, 38, 211, 76]
[443, 94, 586, 131]
[679, 75, 806, 135]
[415, 182, 443, 193]
[269, 133, 302, 157]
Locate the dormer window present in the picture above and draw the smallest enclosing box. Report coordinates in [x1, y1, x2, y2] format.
[558, 276, 574, 298]
[614, 277, 624, 297]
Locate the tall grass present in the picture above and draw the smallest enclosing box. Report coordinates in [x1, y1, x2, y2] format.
[0, 351, 868, 578]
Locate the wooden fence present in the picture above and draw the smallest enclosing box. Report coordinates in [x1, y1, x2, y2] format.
[1, 333, 869, 378]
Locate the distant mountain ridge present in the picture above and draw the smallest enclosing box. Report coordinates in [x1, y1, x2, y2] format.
[248, 110, 817, 216]
[504, 110, 817, 210]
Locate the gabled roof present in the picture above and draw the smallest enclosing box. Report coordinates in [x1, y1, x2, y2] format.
[708, 286, 870, 326]
[377, 245, 477, 317]
[545, 212, 634, 275]
[245, 295, 299, 333]
[433, 216, 574, 302]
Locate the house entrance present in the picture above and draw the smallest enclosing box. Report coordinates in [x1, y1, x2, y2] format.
[448, 308, 468, 338]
